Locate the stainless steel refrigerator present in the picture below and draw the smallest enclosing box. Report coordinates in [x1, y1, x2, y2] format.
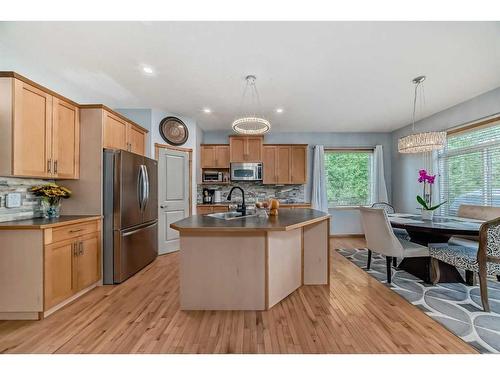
[103, 149, 158, 284]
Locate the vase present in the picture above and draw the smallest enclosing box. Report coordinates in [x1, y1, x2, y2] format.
[41, 200, 61, 219]
[421, 209, 434, 221]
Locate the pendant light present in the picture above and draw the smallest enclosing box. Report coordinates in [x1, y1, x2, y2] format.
[232, 75, 271, 135]
[398, 76, 446, 153]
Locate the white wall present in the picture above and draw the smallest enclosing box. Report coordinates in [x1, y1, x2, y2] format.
[390, 86, 500, 213]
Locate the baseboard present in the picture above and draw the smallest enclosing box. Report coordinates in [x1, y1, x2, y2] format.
[0, 311, 39, 320]
[329, 234, 365, 238]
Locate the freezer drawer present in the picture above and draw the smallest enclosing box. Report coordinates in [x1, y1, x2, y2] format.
[112, 221, 158, 283]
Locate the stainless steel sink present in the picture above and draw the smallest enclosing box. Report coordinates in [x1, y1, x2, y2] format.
[206, 211, 258, 220]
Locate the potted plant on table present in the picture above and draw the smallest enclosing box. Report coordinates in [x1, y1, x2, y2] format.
[416, 169, 446, 220]
[30, 183, 72, 219]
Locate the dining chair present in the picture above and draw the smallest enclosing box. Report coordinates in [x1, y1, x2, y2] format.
[371, 202, 411, 265]
[360, 207, 429, 283]
[429, 216, 500, 312]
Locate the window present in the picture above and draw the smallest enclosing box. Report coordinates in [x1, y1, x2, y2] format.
[438, 119, 500, 216]
[325, 149, 374, 206]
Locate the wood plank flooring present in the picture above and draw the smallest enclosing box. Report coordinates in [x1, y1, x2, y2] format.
[0, 237, 476, 354]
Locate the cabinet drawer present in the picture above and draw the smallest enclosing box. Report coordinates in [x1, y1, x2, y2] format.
[51, 221, 98, 243]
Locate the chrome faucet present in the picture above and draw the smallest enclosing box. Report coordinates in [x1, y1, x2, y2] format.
[227, 186, 246, 216]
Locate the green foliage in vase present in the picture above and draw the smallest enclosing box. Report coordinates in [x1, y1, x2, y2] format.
[30, 183, 72, 205]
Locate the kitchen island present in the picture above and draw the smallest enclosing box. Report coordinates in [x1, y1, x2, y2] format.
[170, 208, 330, 310]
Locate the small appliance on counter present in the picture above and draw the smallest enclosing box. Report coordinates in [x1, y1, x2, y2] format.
[214, 190, 222, 203]
[202, 188, 215, 204]
[202, 170, 223, 183]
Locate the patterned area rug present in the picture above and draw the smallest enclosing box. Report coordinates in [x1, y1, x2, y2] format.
[336, 248, 500, 354]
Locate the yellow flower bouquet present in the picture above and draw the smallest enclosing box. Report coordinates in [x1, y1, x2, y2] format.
[30, 183, 72, 218]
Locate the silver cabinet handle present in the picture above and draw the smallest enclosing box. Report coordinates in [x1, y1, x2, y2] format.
[54, 160, 58, 174]
[47, 159, 51, 173]
[72, 242, 77, 256]
[79, 241, 83, 256]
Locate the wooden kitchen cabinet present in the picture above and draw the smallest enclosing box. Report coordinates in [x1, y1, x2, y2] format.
[44, 220, 101, 310]
[200, 145, 230, 168]
[0, 74, 80, 179]
[103, 110, 147, 156]
[229, 136, 263, 162]
[263, 145, 307, 184]
[52, 98, 80, 179]
[127, 123, 147, 156]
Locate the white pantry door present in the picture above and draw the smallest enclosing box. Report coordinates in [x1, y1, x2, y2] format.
[158, 148, 190, 254]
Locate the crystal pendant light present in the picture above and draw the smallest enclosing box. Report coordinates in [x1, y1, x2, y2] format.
[232, 75, 271, 135]
[398, 76, 446, 153]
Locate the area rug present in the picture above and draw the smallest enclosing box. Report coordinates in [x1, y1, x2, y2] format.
[336, 248, 500, 354]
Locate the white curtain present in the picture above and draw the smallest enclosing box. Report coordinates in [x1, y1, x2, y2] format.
[311, 145, 329, 212]
[373, 145, 389, 203]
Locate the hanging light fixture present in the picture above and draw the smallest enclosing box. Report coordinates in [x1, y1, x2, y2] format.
[232, 75, 271, 135]
[398, 76, 446, 153]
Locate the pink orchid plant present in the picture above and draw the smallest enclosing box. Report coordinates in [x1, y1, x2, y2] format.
[416, 169, 446, 211]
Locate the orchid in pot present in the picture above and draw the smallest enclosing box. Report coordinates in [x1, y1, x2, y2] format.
[416, 169, 446, 221]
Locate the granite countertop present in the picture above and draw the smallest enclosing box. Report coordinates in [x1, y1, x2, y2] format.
[171, 208, 329, 232]
[0, 215, 102, 229]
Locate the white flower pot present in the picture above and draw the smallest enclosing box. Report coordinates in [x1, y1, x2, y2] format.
[421, 209, 434, 221]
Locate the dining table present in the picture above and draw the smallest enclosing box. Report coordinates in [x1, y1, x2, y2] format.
[388, 213, 484, 284]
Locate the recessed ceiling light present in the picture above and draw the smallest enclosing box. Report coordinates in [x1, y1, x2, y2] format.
[142, 65, 154, 75]
[203, 108, 212, 114]
[276, 108, 284, 113]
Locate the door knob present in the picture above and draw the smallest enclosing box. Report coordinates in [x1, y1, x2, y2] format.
[160, 205, 166, 209]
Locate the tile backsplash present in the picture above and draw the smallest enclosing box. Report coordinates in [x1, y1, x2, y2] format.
[197, 182, 305, 204]
[0, 177, 47, 222]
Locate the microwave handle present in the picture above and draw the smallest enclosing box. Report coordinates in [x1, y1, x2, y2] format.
[257, 164, 262, 179]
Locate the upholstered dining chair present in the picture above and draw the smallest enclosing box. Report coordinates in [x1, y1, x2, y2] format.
[429, 216, 500, 312]
[360, 207, 429, 283]
[371, 202, 411, 263]
[449, 205, 500, 246]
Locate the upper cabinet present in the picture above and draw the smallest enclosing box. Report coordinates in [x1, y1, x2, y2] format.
[229, 136, 263, 162]
[0, 75, 80, 179]
[102, 109, 147, 156]
[200, 145, 230, 169]
[262, 145, 307, 185]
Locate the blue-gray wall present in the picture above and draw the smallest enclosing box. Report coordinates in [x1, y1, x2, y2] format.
[203, 131, 393, 204]
[390, 86, 500, 213]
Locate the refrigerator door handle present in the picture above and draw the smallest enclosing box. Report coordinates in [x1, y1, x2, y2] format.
[143, 165, 150, 210]
[139, 165, 148, 211]
[122, 221, 158, 237]
[137, 166, 144, 211]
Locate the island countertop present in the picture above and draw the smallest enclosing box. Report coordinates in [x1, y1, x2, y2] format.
[170, 208, 329, 232]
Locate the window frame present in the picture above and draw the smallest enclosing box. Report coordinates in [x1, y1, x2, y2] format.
[324, 147, 375, 208]
[438, 115, 500, 216]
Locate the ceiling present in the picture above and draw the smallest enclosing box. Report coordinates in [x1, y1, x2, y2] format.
[1, 21, 499, 132]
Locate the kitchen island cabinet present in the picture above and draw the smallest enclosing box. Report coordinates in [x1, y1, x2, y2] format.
[170, 208, 329, 310]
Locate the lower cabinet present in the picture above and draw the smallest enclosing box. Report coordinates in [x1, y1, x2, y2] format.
[196, 205, 229, 215]
[44, 230, 100, 310]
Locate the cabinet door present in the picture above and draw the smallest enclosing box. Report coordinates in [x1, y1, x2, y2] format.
[263, 146, 277, 184]
[12, 79, 53, 177]
[44, 239, 76, 309]
[291, 146, 307, 184]
[196, 206, 213, 215]
[76, 232, 100, 291]
[201, 145, 216, 168]
[52, 98, 80, 179]
[277, 146, 291, 184]
[103, 111, 127, 150]
[127, 124, 146, 155]
[246, 137, 263, 161]
[229, 137, 245, 162]
[215, 146, 230, 168]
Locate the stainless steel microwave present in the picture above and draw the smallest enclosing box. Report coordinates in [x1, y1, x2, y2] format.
[230, 162, 263, 181]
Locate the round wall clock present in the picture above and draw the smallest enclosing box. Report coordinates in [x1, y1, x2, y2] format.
[159, 116, 189, 146]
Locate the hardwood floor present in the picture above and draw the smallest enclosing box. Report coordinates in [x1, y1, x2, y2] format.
[0, 237, 476, 354]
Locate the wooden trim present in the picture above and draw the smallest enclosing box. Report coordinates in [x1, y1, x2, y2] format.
[329, 234, 365, 238]
[228, 135, 264, 138]
[200, 143, 229, 146]
[154, 143, 193, 216]
[0, 71, 79, 107]
[80, 104, 149, 133]
[447, 114, 500, 136]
